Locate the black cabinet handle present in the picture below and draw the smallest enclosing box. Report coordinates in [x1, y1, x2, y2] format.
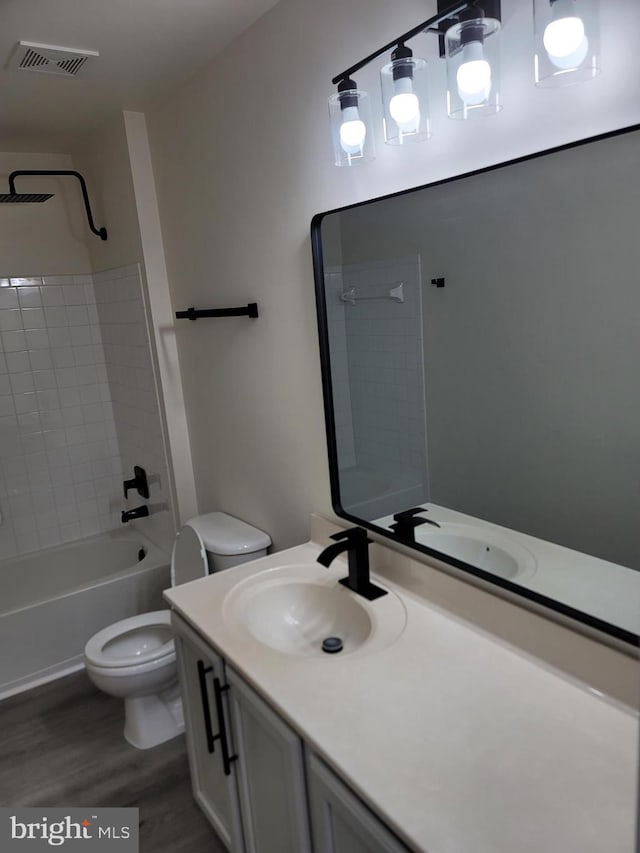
[196, 660, 215, 754]
[213, 677, 238, 777]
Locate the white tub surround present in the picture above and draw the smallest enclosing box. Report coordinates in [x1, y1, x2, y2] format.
[0, 530, 169, 700]
[165, 521, 637, 853]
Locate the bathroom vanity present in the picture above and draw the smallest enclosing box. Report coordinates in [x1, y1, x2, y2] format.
[164, 516, 638, 853]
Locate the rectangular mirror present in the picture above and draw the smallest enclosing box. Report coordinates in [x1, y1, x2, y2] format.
[312, 125, 640, 647]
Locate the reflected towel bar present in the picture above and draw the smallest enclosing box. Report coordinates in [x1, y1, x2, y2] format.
[175, 303, 259, 321]
[341, 283, 404, 305]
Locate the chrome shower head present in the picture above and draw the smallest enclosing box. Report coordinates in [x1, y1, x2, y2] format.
[0, 193, 54, 203]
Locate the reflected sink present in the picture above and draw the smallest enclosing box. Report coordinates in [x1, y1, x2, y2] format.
[223, 564, 407, 658]
[415, 524, 537, 581]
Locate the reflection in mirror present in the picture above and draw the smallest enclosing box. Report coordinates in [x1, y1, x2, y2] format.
[313, 126, 640, 645]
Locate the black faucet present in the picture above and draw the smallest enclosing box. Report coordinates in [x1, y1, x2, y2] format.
[121, 505, 150, 524]
[317, 527, 387, 601]
[390, 507, 440, 543]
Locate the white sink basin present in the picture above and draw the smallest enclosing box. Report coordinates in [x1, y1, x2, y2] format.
[223, 564, 407, 657]
[415, 524, 537, 581]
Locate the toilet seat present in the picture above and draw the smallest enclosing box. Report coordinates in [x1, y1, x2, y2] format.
[84, 610, 174, 670]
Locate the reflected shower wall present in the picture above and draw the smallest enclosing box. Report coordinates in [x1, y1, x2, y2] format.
[325, 256, 429, 519]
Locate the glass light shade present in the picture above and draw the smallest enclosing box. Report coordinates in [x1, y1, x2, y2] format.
[328, 89, 375, 167]
[445, 17, 502, 120]
[380, 56, 430, 145]
[534, 0, 600, 87]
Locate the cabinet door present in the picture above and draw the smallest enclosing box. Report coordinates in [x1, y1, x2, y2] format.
[172, 613, 245, 852]
[227, 668, 312, 853]
[307, 753, 409, 853]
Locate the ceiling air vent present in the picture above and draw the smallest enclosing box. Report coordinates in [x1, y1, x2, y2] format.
[9, 41, 99, 77]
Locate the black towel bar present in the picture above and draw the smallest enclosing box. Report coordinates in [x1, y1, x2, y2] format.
[175, 303, 259, 321]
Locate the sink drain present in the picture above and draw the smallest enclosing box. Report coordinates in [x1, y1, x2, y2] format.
[321, 636, 343, 654]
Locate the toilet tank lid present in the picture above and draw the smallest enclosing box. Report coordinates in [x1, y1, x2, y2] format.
[185, 512, 271, 556]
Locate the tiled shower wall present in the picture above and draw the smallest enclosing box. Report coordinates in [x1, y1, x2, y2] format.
[0, 265, 172, 560]
[94, 266, 172, 553]
[0, 274, 121, 558]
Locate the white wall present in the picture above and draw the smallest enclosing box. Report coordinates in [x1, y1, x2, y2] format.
[71, 115, 143, 273]
[145, 0, 640, 551]
[0, 152, 92, 276]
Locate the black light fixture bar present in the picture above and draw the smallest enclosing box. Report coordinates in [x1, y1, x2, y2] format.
[331, 0, 480, 84]
[8, 170, 108, 240]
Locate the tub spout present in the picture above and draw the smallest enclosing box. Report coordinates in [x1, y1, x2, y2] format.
[121, 505, 150, 524]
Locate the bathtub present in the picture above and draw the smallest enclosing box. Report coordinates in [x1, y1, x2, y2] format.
[0, 530, 170, 700]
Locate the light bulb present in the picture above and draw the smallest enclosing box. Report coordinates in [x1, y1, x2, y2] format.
[456, 41, 492, 106]
[339, 105, 366, 155]
[543, 16, 588, 69]
[543, 16, 584, 59]
[389, 77, 420, 134]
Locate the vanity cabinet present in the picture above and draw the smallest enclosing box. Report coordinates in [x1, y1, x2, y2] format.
[172, 613, 311, 853]
[173, 614, 244, 851]
[226, 667, 312, 853]
[306, 753, 409, 853]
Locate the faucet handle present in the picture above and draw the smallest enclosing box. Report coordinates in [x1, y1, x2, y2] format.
[393, 506, 427, 522]
[123, 465, 150, 499]
[330, 527, 372, 545]
[391, 507, 440, 541]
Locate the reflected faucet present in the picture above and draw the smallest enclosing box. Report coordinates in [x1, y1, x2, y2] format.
[317, 527, 387, 601]
[390, 507, 440, 543]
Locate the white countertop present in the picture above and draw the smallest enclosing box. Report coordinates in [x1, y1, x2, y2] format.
[165, 539, 638, 853]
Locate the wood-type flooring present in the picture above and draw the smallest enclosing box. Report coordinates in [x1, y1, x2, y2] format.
[0, 671, 225, 852]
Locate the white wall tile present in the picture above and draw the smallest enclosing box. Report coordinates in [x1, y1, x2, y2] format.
[0, 264, 167, 558]
[0, 311, 24, 332]
[5, 351, 30, 373]
[10, 373, 35, 395]
[25, 329, 50, 349]
[47, 327, 71, 347]
[29, 350, 53, 370]
[44, 307, 68, 327]
[18, 287, 42, 308]
[0, 396, 16, 417]
[0, 289, 19, 309]
[41, 286, 65, 307]
[22, 308, 46, 328]
[2, 330, 26, 351]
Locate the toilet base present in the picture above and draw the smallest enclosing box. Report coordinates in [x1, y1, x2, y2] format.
[123, 684, 185, 750]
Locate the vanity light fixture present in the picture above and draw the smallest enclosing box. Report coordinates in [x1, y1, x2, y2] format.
[328, 1, 502, 164]
[380, 44, 431, 144]
[444, 9, 502, 118]
[533, 0, 600, 86]
[328, 77, 375, 167]
[328, 0, 600, 165]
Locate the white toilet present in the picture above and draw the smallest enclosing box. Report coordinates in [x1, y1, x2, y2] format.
[84, 512, 271, 750]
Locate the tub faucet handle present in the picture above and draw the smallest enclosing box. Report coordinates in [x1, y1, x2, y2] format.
[123, 466, 150, 499]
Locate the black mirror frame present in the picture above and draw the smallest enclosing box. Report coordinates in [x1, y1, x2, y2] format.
[311, 123, 640, 650]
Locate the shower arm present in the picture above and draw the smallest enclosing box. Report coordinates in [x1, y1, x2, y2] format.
[8, 170, 108, 240]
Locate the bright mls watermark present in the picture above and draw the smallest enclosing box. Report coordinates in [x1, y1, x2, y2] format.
[1, 809, 138, 851]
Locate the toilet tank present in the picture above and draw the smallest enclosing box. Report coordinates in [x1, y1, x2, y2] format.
[190, 512, 271, 573]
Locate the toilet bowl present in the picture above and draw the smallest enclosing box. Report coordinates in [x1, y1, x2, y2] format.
[84, 512, 270, 749]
